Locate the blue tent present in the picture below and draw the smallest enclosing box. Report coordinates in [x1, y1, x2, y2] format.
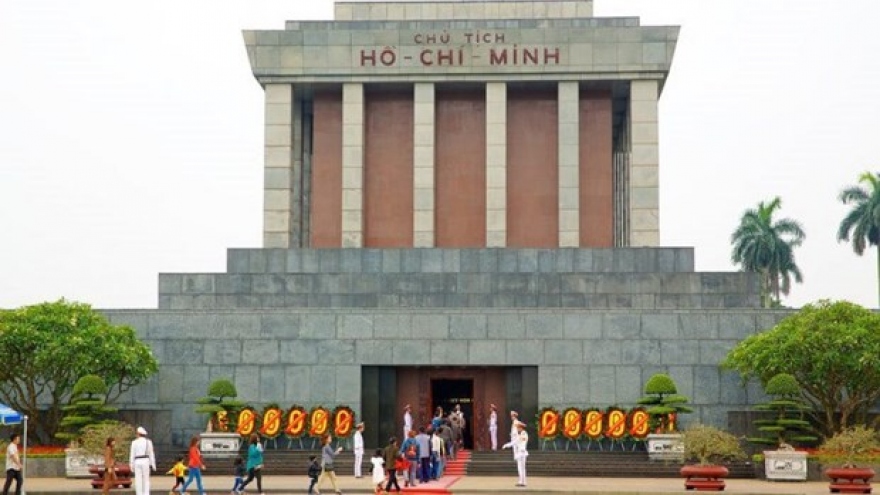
[0, 403, 28, 492]
[0, 404, 23, 425]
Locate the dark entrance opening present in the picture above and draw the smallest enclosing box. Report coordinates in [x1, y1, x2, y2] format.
[431, 378, 474, 449]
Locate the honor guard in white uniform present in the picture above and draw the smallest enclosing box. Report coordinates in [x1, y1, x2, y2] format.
[353, 422, 365, 477]
[403, 404, 413, 439]
[502, 421, 529, 487]
[489, 404, 498, 450]
[128, 426, 156, 495]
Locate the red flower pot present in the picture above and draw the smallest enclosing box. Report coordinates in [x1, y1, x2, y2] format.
[680, 464, 729, 491]
[825, 467, 875, 494]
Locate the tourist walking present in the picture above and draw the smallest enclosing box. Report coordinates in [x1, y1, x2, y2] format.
[382, 437, 401, 493]
[102, 437, 117, 495]
[307, 455, 321, 495]
[502, 421, 529, 487]
[370, 448, 385, 495]
[399, 430, 419, 487]
[353, 422, 365, 478]
[179, 435, 206, 495]
[414, 427, 431, 484]
[238, 433, 264, 493]
[128, 426, 156, 495]
[166, 455, 186, 493]
[231, 456, 245, 494]
[315, 434, 343, 495]
[430, 428, 445, 480]
[2, 433, 22, 495]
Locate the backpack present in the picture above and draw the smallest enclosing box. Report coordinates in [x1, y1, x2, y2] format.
[405, 443, 416, 458]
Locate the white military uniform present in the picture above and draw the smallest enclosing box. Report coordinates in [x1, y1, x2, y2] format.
[353, 427, 364, 477]
[128, 431, 156, 495]
[489, 409, 498, 450]
[502, 425, 529, 487]
[403, 410, 413, 439]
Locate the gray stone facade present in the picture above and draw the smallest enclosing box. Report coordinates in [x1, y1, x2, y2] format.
[107, 247, 785, 446]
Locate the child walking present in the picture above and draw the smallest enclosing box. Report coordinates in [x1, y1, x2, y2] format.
[371, 448, 386, 495]
[166, 456, 186, 495]
[307, 455, 321, 495]
[231, 456, 245, 495]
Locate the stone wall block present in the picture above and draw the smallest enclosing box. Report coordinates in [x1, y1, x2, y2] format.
[614, 366, 642, 404]
[392, 340, 430, 364]
[335, 365, 361, 403]
[308, 365, 337, 403]
[165, 340, 206, 365]
[699, 340, 735, 366]
[182, 365, 211, 403]
[227, 249, 249, 273]
[258, 365, 286, 402]
[285, 365, 312, 403]
[506, 339, 544, 364]
[468, 340, 506, 364]
[338, 314, 374, 339]
[478, 250, 499, 273]
[679, 314, 719, 339]
[374, 314, 410, 339]
[498, 250, 518, 273]
[693, 366, 721, 404]
[487, 314, 525, 339]
[382, 250, 402, 273]
[319, 340, 356, 364]
[450, 314, 488, 339]
[612, 249, 636, 273]
[300, 250, 320, 273]
[574, 250, 594, 272]
[533, 274, 561, 295]
[545, 339, 583, 364]
[157, 365, 185, 403]
[401, 250, 422, 273]
[539, 366, 565, 403]
[181, 274, 215, 294]
[242, 340, 280, 364]
[660, 340, 698, 365]
[641, 314, 680, 339]
[563, 314, 602, 339]
[562, 366, 590, 404]
[430, 340, 469, 365]
[583, 340, 621, 365]
[158, 275, 182, 295]
[525, 314, 564, 339]
[536, 250, 557, 273]
[620, 340, 661, 365]
[261, 314, 302, 338]
[203, 341, 243, 365]
[411, 314, 449, 339]
[718, 313, 757, 339]
[587, 366, 616, 405]
[603, 313, 640, 339]
[517, 249, 539, 272]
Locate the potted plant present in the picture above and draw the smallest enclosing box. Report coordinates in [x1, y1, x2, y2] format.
[58, 375, 118, 478]
[749, 373, 818, 481]
[638, 373, 693, 460]
[679, 424, 747, 491]
[195, 378, 246, 457]
[815, 425, 879, 493]
[79, 422, 135, 489]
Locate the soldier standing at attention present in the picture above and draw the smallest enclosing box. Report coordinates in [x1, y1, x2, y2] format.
[488, 404, 498, 450]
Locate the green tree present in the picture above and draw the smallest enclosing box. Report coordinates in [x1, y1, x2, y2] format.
[195, 378, 246, 432]
[722, 300, 880, 436]
[731, 197, 806, 308]
[837, 171, 880, 308]
[56, 375, 118, 444]
[0, 300, 158, 443]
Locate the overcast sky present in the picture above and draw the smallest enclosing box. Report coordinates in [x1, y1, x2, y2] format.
[1, 0, 877, 310]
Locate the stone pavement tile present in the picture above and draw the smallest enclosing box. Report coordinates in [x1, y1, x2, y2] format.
[19, 475, 834, 495]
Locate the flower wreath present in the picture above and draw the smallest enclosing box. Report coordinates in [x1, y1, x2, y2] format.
[583, 407, 604, 439]
[537, 406, 560, 440]
[284, 405, 308, 439]
[308, 405, 331, 439]
[561, 407, 583, 440]
[332, 405, 355, 438]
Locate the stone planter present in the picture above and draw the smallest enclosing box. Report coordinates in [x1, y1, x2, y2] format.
[681, 464, 729, 491]
[200, 432, 242, 458]
[24, 457, 65, 477]
[89, 463, 133, 490]
[647, 433, 684, 461]
[765, 450, 808, 481]
[64, 448, 102, 478]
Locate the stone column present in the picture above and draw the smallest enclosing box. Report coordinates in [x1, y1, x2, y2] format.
[263, 84, 301, 248]
[485, 82, 507, 247]
[342, 83, 365, 248]
[558, 81, 580, 247]
[413, 83, 435, 247]
[629, 80, 660, 246]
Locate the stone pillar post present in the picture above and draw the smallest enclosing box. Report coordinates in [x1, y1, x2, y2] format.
[485, 82, 507, 247]
[558, 81, 580, 247]
[629, 80, 660, 246]
[413, 83, 435, 247]
[263, 84, 301, 248]
[342, 83, 365, 248]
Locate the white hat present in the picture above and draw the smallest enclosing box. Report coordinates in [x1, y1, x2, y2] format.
[137, 426, 147, 435]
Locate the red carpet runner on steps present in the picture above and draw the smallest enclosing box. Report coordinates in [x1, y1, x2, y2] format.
[400, 450, 470, 495]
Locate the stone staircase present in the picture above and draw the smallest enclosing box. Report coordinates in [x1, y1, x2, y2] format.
[155, 447, 755, 479]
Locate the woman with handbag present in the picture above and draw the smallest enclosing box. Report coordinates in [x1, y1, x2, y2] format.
[315, 434, 343, 495]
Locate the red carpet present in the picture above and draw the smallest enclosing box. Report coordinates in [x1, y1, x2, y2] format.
[398, 450, 470, 495]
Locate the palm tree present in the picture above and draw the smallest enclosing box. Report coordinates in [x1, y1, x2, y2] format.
[837, 172, 880, 307]
[731, 197, 806, 308]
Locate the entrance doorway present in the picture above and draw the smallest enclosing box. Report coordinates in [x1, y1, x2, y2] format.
[431, 379, 473, 448]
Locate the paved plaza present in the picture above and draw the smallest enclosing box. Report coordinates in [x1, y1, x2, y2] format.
[19, 474, 836, 495]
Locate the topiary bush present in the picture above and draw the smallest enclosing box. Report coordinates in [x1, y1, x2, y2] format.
[815, 425, 880, 468]
[195, 378, 246, 432]
[637, 373, 693, 432]
[681, 424, 747, 466]
[749, 373, 818, 448]
[56, 375, 118, 444]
